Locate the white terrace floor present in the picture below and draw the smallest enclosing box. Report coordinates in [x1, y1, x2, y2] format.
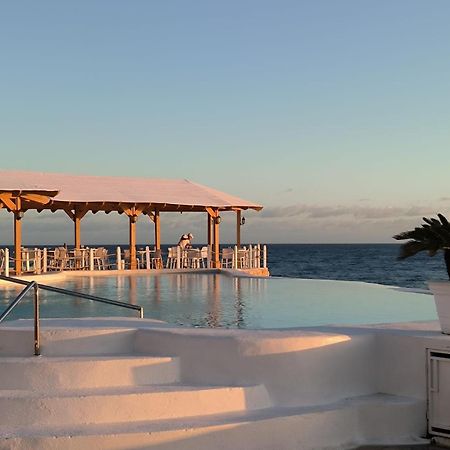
[0, 317, 447, 450]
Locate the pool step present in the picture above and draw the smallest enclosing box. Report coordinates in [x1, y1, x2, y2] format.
[0, 384, 272, 429]
[0, 355, 180, 391]
[0, 327, 137, 356]
[0, 394, 426, 450]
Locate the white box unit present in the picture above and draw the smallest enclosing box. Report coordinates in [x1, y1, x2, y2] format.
[428, 349, 450, 437]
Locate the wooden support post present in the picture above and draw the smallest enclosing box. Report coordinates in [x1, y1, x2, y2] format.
[213, 213, 220, 269]
[236, 210, 241, 248]
[74, 216, 81, 249]
[207, 213, 213, 246]
[206, 208, 221, 269]
[68, 208, 88, 250]
[129, 215, 137, 270]
[154, 210, 161, 250]
[13, 198, 23, 276]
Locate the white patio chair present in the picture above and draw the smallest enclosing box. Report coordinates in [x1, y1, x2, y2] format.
[93, 247, 109, 270]
[221, 247, 234, 268]
[200, 246, 209, 268]
[151, 249, 163, 269]
[237, 248, 249, 269]
[123, 249, 139, 269]
[166, 247, 178, 268]
[186, 248, 201, 268]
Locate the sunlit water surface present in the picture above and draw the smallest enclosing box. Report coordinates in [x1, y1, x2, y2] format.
[0, 274, 437, 329]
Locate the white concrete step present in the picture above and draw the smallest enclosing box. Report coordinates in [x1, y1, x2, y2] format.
[0, 327, 137, 356]
[0, 355, 180, 391]
[0, 384, 272, 429]
[0, 394, 427, 450]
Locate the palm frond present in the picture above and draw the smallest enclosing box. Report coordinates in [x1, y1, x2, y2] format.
[393, 214, 450, 260]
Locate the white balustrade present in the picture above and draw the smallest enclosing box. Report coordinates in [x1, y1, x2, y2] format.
[116, 246, 122, 270]
[43, 248, 47, 273]
[145, 246, 150, 270]
[4, 248, 9, 277]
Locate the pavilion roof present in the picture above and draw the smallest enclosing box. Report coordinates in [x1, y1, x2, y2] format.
[0, 171, 262, 212]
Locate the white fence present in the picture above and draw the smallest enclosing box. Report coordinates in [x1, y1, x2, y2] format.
[0, 244, 268, 275]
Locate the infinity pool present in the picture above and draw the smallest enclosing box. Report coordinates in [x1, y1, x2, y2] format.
[0, 274, 437, 329]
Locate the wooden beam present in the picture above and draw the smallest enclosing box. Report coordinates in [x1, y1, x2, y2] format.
[205, 207, 219, 218]
[0, 193, 16, 211]
[123, 206, 143, 218]
[63, 209, 75, 221]
[20, 193, 52, 205]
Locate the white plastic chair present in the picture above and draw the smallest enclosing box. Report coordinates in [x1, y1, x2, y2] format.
[166, 247, 178, 268]
[221, 247, 234, 268]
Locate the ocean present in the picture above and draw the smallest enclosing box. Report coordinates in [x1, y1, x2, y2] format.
[266, 243, 447, 290]
[4, 243, 447, 290]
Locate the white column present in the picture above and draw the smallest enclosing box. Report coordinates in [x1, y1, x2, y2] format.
[234, 245, 238, 269]
[263, 245, 267, 268]
[207, 245, 212, 268]
[145, 246, 151, 269]
[116, 246, 122, 271]
[176, 246, 181, 269]
[257, 244, 261, 269]
[4, 248, 9, 277]
[89, 248, 94, 271]
[35, 249, 42, 274]
[43, 248, 47, 273]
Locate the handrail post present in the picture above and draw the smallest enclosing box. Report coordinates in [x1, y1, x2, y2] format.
[34, 283, 40, 356]
[4, 248, 9, 277]
[139, 307, 144, 319]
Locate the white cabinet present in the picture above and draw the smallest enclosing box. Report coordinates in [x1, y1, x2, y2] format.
[428, 349, 450, 437]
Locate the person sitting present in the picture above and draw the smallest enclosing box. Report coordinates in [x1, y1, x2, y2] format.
[178, 233, 193, 250]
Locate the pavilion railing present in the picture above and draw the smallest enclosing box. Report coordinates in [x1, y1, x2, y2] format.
[0, 244, 268, 274]
[0, 274, 144, 356]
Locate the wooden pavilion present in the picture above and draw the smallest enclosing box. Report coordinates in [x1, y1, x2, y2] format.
[0, 171, 263, 275]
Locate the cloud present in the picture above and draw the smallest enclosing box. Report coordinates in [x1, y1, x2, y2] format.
[259, 204, 437, 220]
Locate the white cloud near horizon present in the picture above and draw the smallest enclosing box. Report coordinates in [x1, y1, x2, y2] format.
[258, 204, 438, 220]
[0, 203, 448, 245]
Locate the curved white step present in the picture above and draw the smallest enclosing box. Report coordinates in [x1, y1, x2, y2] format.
[0, 355, 180, 391]
[0, 395, 427, 450]
[0, 384, 272, 429]
[0, 327, 137, 356]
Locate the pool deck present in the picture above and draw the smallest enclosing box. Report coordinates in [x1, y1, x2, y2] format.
[0, 317, 449, 449]
[0, 267, 269, 287]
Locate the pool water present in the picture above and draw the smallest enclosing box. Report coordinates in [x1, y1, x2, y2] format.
[0, 274, 437, 329]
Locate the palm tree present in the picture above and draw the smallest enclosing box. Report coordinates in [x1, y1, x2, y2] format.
[393, 213, 450, 279]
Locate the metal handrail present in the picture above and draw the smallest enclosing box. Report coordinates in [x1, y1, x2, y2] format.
[0, 274, 144, 355]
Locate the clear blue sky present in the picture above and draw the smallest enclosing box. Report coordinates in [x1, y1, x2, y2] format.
[1, 1, 450, 244]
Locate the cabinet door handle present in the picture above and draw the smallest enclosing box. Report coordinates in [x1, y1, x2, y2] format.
[430, 359, 439, 393]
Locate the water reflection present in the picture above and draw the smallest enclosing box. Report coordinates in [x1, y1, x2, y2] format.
[233, 277, 246, 328]
[1, 274, 433, 329]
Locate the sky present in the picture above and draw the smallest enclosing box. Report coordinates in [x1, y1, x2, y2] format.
[1, 1, 450, 244]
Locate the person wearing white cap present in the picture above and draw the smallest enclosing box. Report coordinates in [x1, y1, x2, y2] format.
[178, 233, 193, 250]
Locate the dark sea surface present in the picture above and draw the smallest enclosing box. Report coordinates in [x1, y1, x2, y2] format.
[265, 243, 446, 290]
